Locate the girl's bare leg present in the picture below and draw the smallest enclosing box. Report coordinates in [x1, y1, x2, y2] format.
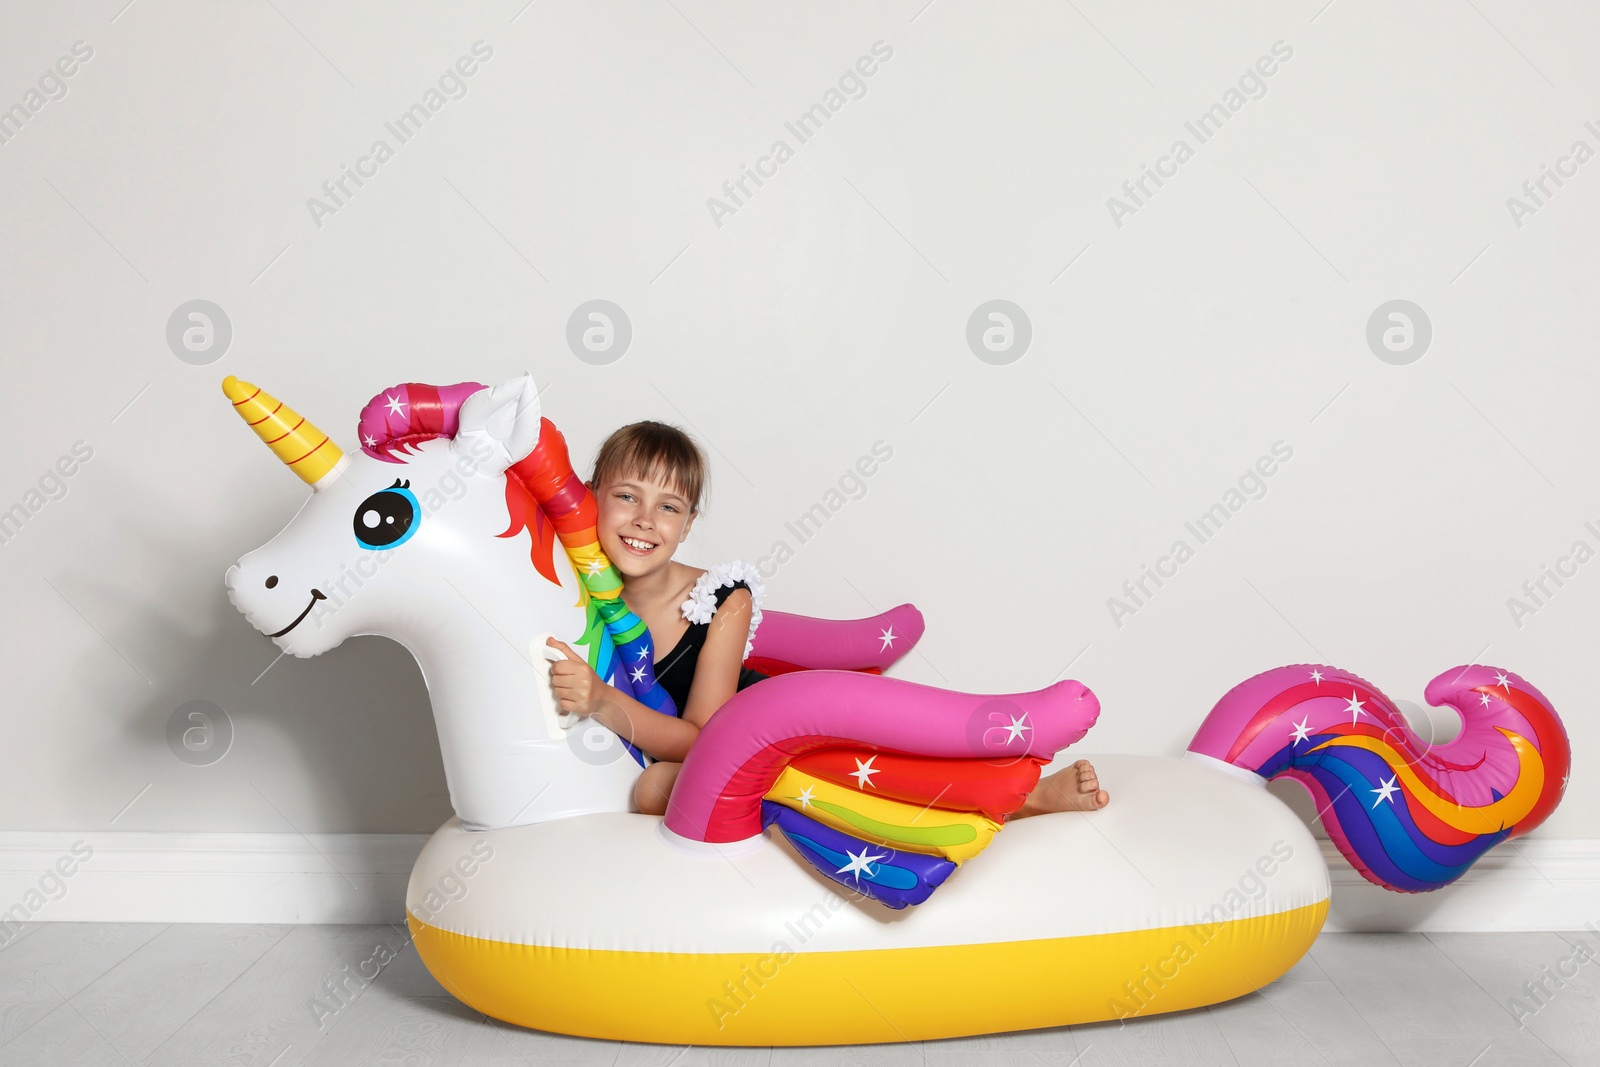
[633, 760, 683, 816]
[1008, 759, 1109, 820]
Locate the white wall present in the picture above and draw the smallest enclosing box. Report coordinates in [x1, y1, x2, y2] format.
[1, 0, 1592, 868]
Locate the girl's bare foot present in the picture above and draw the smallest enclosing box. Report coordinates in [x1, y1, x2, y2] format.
[1010, 759, 1109, 820]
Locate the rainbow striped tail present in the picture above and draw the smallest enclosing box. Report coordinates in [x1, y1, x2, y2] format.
[1187, 664, 1571, 893]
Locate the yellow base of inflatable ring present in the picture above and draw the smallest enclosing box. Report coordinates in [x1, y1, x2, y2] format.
[404, 754, 1332, 1046]
[410, 897, 1327, 1045]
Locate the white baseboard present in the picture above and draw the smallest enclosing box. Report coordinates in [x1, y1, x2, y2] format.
[0, 832, 427, 927]
[1, 832, 1596, 932]
[1320, 839, 1600, 933]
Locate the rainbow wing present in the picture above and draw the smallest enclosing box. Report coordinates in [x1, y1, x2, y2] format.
[759, 755, 1045, 908]
[666, 670, 1102, 909]
[787, 746, 1046, 823]
[761, 803, 958, 908]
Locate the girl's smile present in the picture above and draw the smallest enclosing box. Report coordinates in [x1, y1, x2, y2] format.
[619, 536, 658, 556]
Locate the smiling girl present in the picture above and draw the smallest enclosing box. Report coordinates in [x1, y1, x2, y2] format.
[544, 421, 768, 815]
[545, 420, 1109, 819]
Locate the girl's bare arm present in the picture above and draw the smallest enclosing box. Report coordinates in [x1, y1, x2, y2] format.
[590, 685, 701, 764]
[681, 586, 753, 731]
[592, 587, 752, 763]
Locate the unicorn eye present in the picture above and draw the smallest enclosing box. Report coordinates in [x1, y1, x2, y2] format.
[354, 479, 419, 549]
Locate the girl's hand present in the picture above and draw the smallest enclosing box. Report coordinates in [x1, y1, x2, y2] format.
[545, 637, 608, 719]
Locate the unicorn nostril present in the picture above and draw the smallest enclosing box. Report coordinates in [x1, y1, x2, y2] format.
[265, 575, 278, 588]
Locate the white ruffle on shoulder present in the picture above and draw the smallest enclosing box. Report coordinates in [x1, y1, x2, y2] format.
[679, 559, 766, 661]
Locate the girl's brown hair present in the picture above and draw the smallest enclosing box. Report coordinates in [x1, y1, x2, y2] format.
[587, 421, 707, 515]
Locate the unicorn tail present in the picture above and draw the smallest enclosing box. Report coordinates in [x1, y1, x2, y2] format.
[1186, 664, 1571, 893]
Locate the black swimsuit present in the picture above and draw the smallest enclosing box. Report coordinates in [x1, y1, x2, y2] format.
[654, 580, 769, 715]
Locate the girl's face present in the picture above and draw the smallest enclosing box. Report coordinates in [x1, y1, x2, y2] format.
[591, 466, 696, 578]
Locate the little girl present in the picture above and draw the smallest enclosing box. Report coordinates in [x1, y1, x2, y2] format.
[546, 420, 1110, 819]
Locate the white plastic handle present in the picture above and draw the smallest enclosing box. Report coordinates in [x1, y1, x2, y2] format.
[536, 638, 579, 730]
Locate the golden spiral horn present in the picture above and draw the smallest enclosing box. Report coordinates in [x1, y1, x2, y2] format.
[221, 376, 345, 487]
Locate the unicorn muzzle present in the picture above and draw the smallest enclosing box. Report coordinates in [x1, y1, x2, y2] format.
[225, 562, 328, 639]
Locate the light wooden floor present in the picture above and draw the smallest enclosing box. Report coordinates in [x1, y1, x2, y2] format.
[0, 923, 1594, 1065]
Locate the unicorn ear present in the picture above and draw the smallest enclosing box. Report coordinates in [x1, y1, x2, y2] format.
[453, 373, 542, 473]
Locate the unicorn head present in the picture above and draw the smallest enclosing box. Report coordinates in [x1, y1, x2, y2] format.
[223, 373, 643, 827]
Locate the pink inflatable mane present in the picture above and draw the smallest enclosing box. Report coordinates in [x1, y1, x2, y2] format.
[357, 381, 486, 462]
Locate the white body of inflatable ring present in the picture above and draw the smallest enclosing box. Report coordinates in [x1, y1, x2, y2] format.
[406, 752, 1328, 1045]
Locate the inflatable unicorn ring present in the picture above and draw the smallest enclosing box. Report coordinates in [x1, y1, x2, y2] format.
[221, 372, 1570, 1046]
